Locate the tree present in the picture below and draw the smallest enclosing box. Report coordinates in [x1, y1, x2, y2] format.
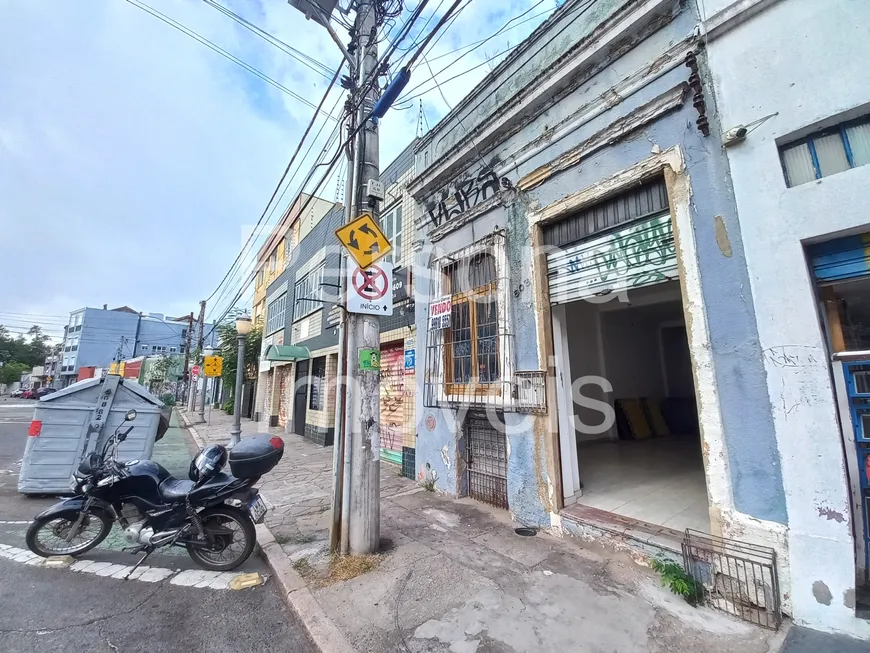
[0, 361, 30, 386]
[217, 320, 262, 402]
[0, 323, 56, 370]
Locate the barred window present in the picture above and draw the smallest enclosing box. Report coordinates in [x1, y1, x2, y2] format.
[266, 294, 286, 335]
[444, 253, 500, 391]
[309, 356, 325, 410]
[293, 264, 325, 320]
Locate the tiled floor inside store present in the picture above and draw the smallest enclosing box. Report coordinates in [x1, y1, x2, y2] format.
[572, 436, 710, 533]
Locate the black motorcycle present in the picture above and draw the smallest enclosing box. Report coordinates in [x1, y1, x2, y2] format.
[25, 409, 284, 573]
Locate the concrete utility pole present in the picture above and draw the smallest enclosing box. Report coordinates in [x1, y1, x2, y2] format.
[182, 312, 194, 408]
[343, 0, 381, 555]
[197, 300, 207, 422]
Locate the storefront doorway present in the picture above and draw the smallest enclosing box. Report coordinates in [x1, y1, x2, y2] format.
[545, 178, 708, 535]
[293, 360, 309, 436]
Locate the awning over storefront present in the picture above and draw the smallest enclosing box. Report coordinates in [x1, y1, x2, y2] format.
[264, 345, 310, 362]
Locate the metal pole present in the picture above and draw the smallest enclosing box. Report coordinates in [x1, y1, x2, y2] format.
[199, 375, 208, 422]
[344, 0, 380, 555]
[330, 119, 356, 554]
[229, 332, 247, 448]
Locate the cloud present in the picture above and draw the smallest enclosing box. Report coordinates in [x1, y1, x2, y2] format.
[0, 0, 554, 333]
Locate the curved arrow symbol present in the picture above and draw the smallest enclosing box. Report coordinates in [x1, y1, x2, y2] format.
[347, 229, 360, 250]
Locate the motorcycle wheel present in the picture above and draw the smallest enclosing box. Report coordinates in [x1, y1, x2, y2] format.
[186, 506, 256, 571]
[26, 509, 112, 558]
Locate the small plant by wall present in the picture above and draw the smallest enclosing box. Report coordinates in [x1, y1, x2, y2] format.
[650, 555, 702, 606]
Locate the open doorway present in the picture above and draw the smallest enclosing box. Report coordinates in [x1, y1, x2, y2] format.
[555, 281, 708, 534]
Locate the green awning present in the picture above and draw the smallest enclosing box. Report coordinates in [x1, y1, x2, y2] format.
[264, 345, 310, 362]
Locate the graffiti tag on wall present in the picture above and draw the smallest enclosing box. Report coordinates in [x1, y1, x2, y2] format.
[425, 168, 510, 228]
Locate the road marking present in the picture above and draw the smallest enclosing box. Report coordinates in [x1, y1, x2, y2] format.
[0, 543, 253, 588]
[0, 404, 38, 409]
[0, 521, 31, 525]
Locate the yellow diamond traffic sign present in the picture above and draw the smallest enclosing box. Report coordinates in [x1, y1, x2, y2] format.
[334, 212, 392, 269]
[203, 355, 223, 377]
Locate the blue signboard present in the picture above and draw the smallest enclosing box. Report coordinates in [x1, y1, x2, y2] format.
[404, 349, 415, 371]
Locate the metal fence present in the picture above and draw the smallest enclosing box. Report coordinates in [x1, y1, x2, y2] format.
[682, 529, 782, 629]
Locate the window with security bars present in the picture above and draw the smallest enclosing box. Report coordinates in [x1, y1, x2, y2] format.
[293, 264, 325, 320]
[266, 294, 286, 335]
[445, 253, 500, 392]
[780, 115, 870, 187]
[309, 356, 325, 410]
[423, 232, 516, 410]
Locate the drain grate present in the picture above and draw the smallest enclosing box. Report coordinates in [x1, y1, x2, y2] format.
[682, 529, 782, 630]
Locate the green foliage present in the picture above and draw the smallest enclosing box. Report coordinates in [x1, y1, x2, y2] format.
[222, 399, 234, 415]
[160, 393, 177, 406]
[0, 361, 30, 385]
[217, 319, 262, 401]
[0, 325, 53, 380]
[650, 556, 702, 605]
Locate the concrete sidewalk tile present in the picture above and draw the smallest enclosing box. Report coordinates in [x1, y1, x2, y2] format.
[94, 563, 128, 577]
[138, 567, 174, 582]
[171, 569, 210, 587]
[70, 560, 96, 572]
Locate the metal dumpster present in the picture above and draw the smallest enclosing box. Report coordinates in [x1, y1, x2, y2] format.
[18, 375, 164, 494]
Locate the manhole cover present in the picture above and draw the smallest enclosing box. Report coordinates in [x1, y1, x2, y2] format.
[514, 527, 537, 537]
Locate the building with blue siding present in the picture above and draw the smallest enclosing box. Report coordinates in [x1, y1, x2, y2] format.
[408, 0, 798, 629]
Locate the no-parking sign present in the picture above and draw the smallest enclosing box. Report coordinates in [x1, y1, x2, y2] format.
[347, 261, 394, 316]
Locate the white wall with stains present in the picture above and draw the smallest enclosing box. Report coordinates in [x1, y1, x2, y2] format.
[706, 0, 870, 638]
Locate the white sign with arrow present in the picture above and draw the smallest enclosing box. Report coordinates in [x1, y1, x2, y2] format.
[347, 261, 394, 316]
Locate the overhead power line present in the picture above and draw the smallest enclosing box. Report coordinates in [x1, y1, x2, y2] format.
[200, 0, 335, 80]
[121, 0, 336, 119]
[205, 64, 345, 306]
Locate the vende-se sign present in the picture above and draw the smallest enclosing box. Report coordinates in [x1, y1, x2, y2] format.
[428, 296, 452, 331]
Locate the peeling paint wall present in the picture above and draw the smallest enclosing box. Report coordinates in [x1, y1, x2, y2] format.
[410, 0, 787, 563]
[705, 0, 870, 638]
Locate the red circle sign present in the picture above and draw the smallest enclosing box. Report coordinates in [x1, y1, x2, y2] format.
[352, 266, 389, 301]
[191, 365, 201, 376]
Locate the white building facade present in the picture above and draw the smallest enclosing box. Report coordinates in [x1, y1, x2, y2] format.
[703, 0, 870, 637]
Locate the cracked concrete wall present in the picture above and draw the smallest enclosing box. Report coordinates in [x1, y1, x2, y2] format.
[705, 0, 870, 638]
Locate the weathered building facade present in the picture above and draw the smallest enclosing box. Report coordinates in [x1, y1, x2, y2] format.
[410, 0, 798, 627]
[703, 0, 870, 637]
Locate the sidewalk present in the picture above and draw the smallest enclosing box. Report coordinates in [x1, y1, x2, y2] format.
[179, 408, 786, 653]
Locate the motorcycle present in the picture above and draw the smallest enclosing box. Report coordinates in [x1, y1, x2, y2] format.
[25, 409, 284, 573]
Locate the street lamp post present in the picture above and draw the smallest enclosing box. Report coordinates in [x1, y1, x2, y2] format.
[229, 315, 252, 449]
[199, 346, 217, 422]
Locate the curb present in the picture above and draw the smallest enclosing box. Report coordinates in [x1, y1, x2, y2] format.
[176, 410, 357, 653]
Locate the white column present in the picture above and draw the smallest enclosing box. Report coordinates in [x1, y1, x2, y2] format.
[552, 304, 581, 502]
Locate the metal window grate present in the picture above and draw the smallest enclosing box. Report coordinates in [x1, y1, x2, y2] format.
[515, 371, 547, 413]
[682, 529, 782, 630]
[465, 412, 508, 509]
[423, 232, 517, 410]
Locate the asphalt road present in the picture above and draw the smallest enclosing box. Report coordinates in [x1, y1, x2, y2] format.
[0, 556, 315, 653]
[0, 399, 315, 653]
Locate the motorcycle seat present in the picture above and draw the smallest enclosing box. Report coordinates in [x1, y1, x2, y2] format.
[158, 477, 195, 502]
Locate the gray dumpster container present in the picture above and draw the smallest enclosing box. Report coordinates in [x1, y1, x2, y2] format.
[18, 375, 164, 494]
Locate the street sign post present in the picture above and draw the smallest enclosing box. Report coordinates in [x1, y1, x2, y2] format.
[347, 261, 394, 316]
[335, 212, 392, 269]
[203, 356, 223, 377]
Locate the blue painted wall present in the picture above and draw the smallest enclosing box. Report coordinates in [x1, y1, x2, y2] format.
[412, 1, 787, 525]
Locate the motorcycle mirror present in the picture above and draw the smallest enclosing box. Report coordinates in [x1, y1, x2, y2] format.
[125, 409, 137, 421]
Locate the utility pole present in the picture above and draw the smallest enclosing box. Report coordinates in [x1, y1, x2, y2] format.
[182, 311, 194, 408]
[342, 0, 381, 556]
[196, 300, 207, 422]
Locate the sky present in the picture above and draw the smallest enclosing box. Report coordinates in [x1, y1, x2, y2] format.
[0, 0, 558, 342]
